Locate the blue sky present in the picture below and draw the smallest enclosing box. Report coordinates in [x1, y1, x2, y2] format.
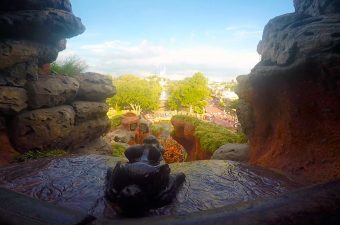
[61, 0, 294, 81]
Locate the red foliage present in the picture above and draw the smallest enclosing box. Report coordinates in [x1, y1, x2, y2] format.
[160, 138, 185, 164]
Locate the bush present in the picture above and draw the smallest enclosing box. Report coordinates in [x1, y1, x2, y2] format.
[171, 115, 247, 154]
[160, 138, 185, 164]
[15, 149, 68, 162]
[112, 143, 127, 157]
[150, 124, 164, 137]
[51, 56, 88, 76]
[110, 114, 123, 129]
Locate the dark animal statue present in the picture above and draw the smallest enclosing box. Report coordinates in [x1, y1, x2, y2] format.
[105, 136, 185, 216]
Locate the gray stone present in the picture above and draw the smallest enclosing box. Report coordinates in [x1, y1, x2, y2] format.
[0, 61, 37, 87]
[294, 0, 340, 16]
[236, 0, 340, 183]
[0, 39, 59, 69]
[211, 144, 250, 162]
[258, 13, 340, 67]
[0, 40, 39, 70]
[105, 129, 135, 144]
[56, 39, 67, 51]
[72, 137, 112, 155]
[0, 0, 72, 12]
[65, 117, 111, 148]
[236, 99, 254, 136]
[235, 76, 254, 136]
[72, 101, 109, 124]
[26, 75, 79, 109]
[10, 105, 75, 152]
[0, 187, 93, 225]
[75, 73, 116, 101]
[0, 86, 27, 115]
[0, 9, 85, 44]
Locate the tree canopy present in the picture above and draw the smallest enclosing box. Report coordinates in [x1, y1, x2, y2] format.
[107, 75, 162, 113]
[167, 72, 210, 113]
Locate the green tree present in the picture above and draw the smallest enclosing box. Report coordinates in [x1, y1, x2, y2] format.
[223, 99, 239, 117]
[224, 80, 237, 91]
[167, 72, 210, 113]
[107, 75, 162, 113]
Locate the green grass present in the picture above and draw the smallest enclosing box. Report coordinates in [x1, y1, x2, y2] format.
[150, 124, 164, 136]
[109, 115, 123, 129]
[15, 149, 68, 162]
[112, 143, 127, 157]
[171, 115, 247, 153]
[107, 108, 124, 129]
[51, 56, 88, 77]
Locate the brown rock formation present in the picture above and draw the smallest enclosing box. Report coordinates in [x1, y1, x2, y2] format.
[64, 117, 111, 148]
[211, 144, 250, 162]
[0, 87, 28, 115]
[10, 106, 76, 152]
[294, 0, 340, 16]
[0, 0, 116, 158]
[0, 132, 19, 165]
[171, 118, 212, 161]
[0, 40, 60, 68]
[0, 0, 73, 12]
[72, 101, 109, 124]
[237, 0, 340, 184]
[26, 75, 79, 109]
[75, 72, 117, 101]
[0, 10, 84, 44]
[0, 61, 37, 87]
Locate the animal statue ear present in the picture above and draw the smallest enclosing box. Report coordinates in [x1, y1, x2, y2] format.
[147, 145, 162, 163]
[143, 135, 159, 145]
[124, 145, 144, 162]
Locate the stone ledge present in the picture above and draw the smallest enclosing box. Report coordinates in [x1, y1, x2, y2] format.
[0, 174, 339, 225]
[10, 105, 75, 152]
[26, 75, 79, 109]
[0, 187, 94, 225]
[0, 86, 27, 115]
[0, 9, 85, 44]
[72, 101, 109, 124]
[0, 0, 72, 12]
[75, 73, 116, 102]
[0, 39, 59, 69]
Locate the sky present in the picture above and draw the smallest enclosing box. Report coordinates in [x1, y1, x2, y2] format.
[60, 0, 295, 81]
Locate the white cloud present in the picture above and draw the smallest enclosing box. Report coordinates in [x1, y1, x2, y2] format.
[58, 40, 260, 81]
[225, 25, 262, 39]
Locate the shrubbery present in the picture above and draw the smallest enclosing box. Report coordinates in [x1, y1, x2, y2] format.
[51, 56, 88, 76]
[150, 124, 164, 137]
[110, 115, 123, 129]
[112, 143, 127, 157]
[15, 149, 67, 162]
[171, 115, 247, 153]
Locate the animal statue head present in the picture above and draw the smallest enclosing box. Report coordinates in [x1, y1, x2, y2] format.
[105, 135, 185, 216]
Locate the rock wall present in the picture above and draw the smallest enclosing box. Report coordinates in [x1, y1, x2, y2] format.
[171, 118, 212, 161]
[237, 0, 340, 184]
[0, 0, 116, 165]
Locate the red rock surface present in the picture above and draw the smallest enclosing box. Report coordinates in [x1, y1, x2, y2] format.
[0, 132, 19, 166]
[171, 119, 212, 161]
[247, 71, 340, 184]
[237, 0, 340, 184]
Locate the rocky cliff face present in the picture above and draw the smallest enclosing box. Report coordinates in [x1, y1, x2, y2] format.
[0, 0, 116, 165]
[237, 0, 340, 183]
[171, 118, 212, 161]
